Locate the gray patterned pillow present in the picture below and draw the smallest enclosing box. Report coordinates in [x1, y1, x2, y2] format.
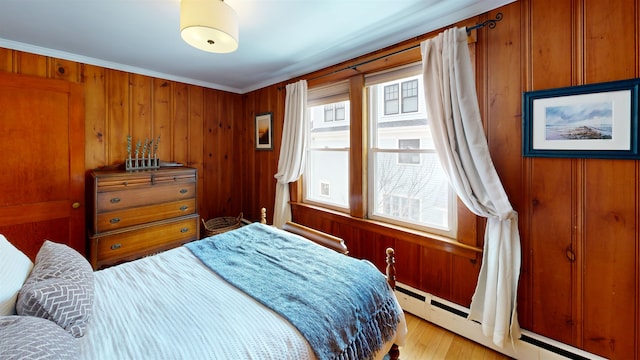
[0, 315, 78, 360]
[17, 241, 94, 338]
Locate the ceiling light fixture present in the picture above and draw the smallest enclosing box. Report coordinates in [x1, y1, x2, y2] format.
[180, 0, 239, 53]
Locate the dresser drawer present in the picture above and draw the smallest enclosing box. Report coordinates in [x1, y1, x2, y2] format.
[96, 198, 196, 232]
[94, 169, 196, 191]
[91, 215, 199, 269]
[96, 182, 196, 213]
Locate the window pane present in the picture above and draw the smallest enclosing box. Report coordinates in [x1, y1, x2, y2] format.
[371, 151, 449, 229]
[305, 149, 349, 208]
[305, 100, 350, 210]
[369, 73, 455, 236]
[402, 96, 418, 113]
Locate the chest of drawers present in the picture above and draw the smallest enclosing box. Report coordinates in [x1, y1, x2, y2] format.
[88, 167, 199, 269]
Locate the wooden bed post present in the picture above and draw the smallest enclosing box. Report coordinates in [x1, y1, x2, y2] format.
[385, 248, 400, 360]
[260, 208, 267, 224]
[386, 248, 396, 290]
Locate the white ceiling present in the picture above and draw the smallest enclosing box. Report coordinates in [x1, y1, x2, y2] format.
[0, 0, 514, 94]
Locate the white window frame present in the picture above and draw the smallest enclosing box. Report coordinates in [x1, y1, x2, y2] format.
[365, 63, 457, 238]
[303, 81, 351, 212]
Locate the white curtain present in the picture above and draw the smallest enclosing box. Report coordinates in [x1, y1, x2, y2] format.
[273, 80, 308, 228]
[420, 27, 521, 347]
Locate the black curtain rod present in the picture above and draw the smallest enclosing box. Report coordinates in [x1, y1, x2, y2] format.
[466, 12, 503, 33]
[299, 13, 504, 84]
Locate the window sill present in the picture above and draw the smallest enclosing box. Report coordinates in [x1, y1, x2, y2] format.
[290, 202, 482, 260]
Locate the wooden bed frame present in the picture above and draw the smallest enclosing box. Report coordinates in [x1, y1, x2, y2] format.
[5, 208, 401, 360]
[259, 209, 401, 360]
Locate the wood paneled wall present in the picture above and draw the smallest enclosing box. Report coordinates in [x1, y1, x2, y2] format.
[242, 0, 640, 358]
[2, 0, 639, 357]
[0, 49, 244, 226]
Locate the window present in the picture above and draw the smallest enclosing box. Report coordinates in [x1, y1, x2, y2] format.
[320, 182, 330, 197]
[367, 67, 456, 236]
[401, 80, 418, 113]
[384, 84, 399, 115]
[324, 105, 334, 122]
[304, 81, 350, 210]
[302, 65, 457, 238]
[323, 103, 346, 123]
[335, 103, 345, 121]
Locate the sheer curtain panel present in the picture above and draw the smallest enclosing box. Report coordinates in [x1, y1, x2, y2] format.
[273, 80, 308, 228]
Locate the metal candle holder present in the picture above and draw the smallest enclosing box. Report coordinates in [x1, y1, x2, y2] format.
[126, 135, 161, 171]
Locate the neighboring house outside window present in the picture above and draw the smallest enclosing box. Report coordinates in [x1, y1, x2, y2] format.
[398, 139, 421, 165]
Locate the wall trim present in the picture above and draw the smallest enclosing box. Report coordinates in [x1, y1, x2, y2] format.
[394, 283, 607, 360]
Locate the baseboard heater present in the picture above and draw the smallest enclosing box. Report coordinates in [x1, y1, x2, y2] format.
[394, 283, 607, 360]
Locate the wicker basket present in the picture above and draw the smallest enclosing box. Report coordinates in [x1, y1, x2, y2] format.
[202, 212, 243, 236]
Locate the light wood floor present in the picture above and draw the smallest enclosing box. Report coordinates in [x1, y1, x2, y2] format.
[398, 312, 513, 359]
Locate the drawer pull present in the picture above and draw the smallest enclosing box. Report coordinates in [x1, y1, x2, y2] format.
[180, 227, 189, 233]
[110, 243, 122, 250]
[180, 206, 188, 211]
[110, 197, 121, 204]
[110, 217, 121, 224]
[179, 189, 188, 194]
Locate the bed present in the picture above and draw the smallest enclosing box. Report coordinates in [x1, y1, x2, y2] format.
[0, 216, 406, 360]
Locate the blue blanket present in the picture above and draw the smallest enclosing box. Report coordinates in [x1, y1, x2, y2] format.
[185, 223, 400, 360]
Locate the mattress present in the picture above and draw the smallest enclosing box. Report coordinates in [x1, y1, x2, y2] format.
[77, 246, 406, 359]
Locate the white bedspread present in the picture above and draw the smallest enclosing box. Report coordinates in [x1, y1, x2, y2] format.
[78, 246, 406, 360]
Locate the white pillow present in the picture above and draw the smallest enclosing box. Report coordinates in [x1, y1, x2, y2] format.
[0, 234, 34, 316]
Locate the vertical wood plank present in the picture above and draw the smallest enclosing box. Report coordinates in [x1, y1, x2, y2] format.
[393, 240, 421, 290]
[153, 78, 173, 162]
[0, 48, 15, 72]
[188, 87, 204, 216]
[525, 0, 576, 346]
[584, 0, 636, 82]
[51, 58, 80, 82]
[173, 82, 190, 163]
[187, 86, 203, 168]
[582, 161, 636, 358]
[420, 248, 452, 299]
[241, 92, 259, 221]
[106, 70, 130, 165]
[581, 1, 638, 358]
[82, 65, 107, 170]
[530, 159, 574, 343]
[450, 256, 480, 307]
[485, 4, 523, 201]
[16, 52, 47, 77]
[130, 74, 152, 141]
[203, 88, 221, 219]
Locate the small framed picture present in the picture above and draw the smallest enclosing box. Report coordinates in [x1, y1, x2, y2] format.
[255, 112, 273, 150]
[522, 78, 639, 159]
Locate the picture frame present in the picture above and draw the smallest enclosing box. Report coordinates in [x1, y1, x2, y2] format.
[522, 78, 640, 159]
[255, 112, 273, 150]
